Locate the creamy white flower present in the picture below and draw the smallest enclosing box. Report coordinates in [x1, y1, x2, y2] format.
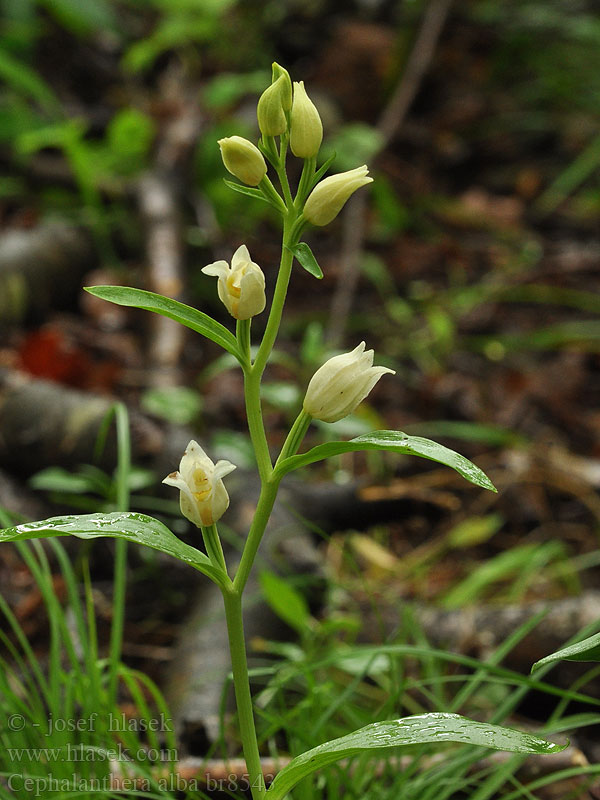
[303, 165, 373, 226]
[257, 74, 288, 137]
[303, 342, 395, 423]
[202, 245, 266, 320]
[218, 136, 267, 186]
[290, 81, 322, 158]
[163, 440, 236, 527]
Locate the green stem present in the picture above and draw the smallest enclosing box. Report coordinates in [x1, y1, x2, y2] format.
[294, 156, 316, 209]
[254, 215, 296, 377]
[244, 367, 273, 483]
[277, 409, 312, 464]
[109, 401, 130, 706]
[276, 135, 294, 208]
[259, 175, 286, 214]
[237, 318, 252, 363]
[201, 523, 228, 574]
[222, 587, 266, 800]
[260, 135, 279, 167]
[233, 477, 279, 595]
[238, 319, 272, 483]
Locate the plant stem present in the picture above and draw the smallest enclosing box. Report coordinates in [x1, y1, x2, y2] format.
[226, 158, 305, 794]
[201, 523, 228, 574]
[254, 215, 296, 377]
[222, 587, 266, 800]
[233, 476, 279, 594]
[277, 409, 312, 463]
[294, 156, 316, 209]
[237, 318, 252, 363]
[109, 401, 130, 706]
[244, 367, 273, 483]
[238, 319, 272, 483]
[276, 134, 294, 208]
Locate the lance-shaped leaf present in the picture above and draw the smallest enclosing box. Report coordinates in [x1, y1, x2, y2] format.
[265, 712, 566, 799]
[285, 242, 323, 279]
[532, 631, 600, 673]
[0, 512, 228, 588]
[84, 287, 242, 361]
[224, 179, 269, 203]
[273, 430, 496, 491]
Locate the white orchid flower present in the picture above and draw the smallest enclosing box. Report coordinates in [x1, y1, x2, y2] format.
[202, 245, 266, 321]
[163, 440, 236, 528]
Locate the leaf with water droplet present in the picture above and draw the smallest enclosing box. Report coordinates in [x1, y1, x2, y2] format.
[265, 712, 566, 799]
[273, 430, 496, 491]
[0, 512, 226, 586]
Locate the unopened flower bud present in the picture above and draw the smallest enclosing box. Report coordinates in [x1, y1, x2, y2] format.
[163, 441, 236, 527]
[272, 63, 292, 111]
[202, 244, 266, 320]
[257, 74, 288, 137]
[303, 342, 394, 423]
[303, 165, 373, 226]
[290, 81, 323, 159]
[218, 136, 267, 186]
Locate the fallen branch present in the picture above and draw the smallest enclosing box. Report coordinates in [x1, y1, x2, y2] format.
[0, 224, 95, 326]
[138, 67, 203, 386]
[327, 0, 454, 346]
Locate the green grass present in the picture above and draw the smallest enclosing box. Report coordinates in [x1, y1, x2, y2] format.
[0, 538, 189, 800]
[243, 609, 600, 799]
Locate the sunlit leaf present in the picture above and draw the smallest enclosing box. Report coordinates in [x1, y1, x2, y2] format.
[265, 712, 566, 799]
[84, 286, 242, 360]
[0, 512, 227, 587]
[532, 631, 600, 673]
[274, 431, 496, 492]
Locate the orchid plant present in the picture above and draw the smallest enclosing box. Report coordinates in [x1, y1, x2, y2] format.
[0, 65, 565, 799]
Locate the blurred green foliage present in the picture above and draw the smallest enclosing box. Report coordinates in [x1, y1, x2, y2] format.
[474, 0, 600, 115]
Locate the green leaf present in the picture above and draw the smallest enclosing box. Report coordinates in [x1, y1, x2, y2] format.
[265, 712, 566, 799]
[0, 48, 59, 112]
[259, 571, 312, 635]
[286, 242, 323, 279]
[38, 0, 119, 36]
[324, 122, 384, 172]
[29, 467, 98, 495]
[141, 385, 202, 425]
[204, 71, 269, 111]
[223, 179, 269, 203]
[447, 514, 504, 549]
[532, 631, 600, 673]
[310, 151, 337, 189]
[440, 541, 563, 609]
[0, 512, 227, 587]
[84, 286, 242, 360]
[274, 431, 496, 492]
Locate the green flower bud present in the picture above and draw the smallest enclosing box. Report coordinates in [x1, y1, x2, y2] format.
[303, 342, 395, 423]
[290, 81, 323, 159]
[218, 136, 267, 186]
[271, 62, 293, 111]
[257, 75, 287, 137]
[303, 165, 373, 226]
